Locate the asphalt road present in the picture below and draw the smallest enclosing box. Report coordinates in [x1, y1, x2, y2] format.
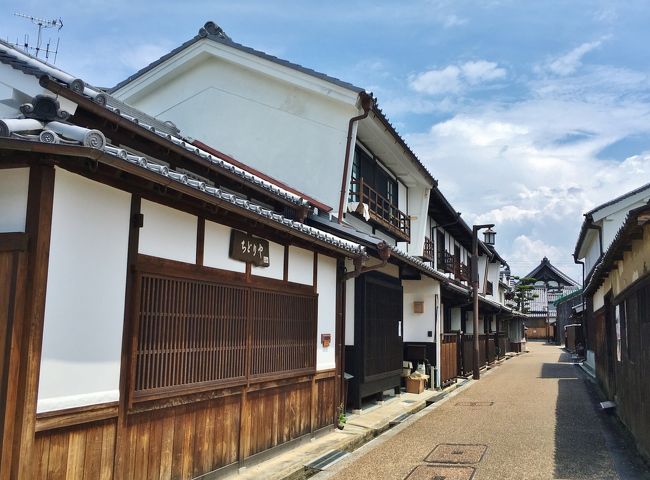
[321, 342, 650, 480]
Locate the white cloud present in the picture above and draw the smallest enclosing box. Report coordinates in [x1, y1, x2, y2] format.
[409, 65, 462, 95]
[409, 60, 506, 95]
[461, 61, 506, 84]
[545, 38, 607, 76]
[442, 14, 467, 28]
[407, 81, 650, 278]
[474, 205, 540, 225]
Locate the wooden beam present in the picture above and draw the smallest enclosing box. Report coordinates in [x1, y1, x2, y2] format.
[12, 165, 55, 480]
[113, 195, 141, 480]
[0, 234, 28, 253]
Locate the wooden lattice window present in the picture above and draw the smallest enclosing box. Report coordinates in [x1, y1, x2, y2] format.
[133, 272, 316, 399]
[250, 289, 317, 376]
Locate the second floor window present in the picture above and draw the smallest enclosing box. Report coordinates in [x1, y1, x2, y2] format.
[351, 147, 398, 207]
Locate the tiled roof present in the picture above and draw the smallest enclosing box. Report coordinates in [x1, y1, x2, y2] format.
[0, 39, 312, 208]
[522, 257, 580, 287]
[574, 181, 650, 259]
[584, 202, 650, 295]
[111, 21, 364, 94]
[370, 102, 436, 187]
[0, 109, 365, 257]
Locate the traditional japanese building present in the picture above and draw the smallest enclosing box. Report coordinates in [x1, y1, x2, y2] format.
[519, 257, 580, 339]
[574, 183, 650, 462]
[0, 40, 365, 478]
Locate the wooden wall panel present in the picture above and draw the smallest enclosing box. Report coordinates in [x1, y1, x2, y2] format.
[33, 419, 116, 480]
[315, 376, 336, 430]
[121, 394, 241, 479]
[0, 246, 27, 478]
[246, 382, 311, 458]
[31, 372, 340, 478]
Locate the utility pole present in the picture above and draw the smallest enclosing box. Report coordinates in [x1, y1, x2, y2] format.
[472, 224, 495, 380]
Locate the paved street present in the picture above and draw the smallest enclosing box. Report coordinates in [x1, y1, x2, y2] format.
[322, 342, 650, 480]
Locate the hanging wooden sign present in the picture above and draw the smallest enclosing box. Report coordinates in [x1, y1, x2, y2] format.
[229, 230, 270, 267]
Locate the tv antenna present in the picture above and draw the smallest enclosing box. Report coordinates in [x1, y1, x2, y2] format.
[13, 13, 63, 63]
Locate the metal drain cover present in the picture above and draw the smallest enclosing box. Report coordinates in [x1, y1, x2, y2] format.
[305, 449, 349, 471]
[426, 444, 487, 464]
[455, 401, 494, 407]
[405, 465, 476, 480]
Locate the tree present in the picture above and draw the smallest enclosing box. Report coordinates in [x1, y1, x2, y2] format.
[506, 276, 539, 313]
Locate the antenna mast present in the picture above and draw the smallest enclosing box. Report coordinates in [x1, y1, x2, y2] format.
[13, 13, 63, 62]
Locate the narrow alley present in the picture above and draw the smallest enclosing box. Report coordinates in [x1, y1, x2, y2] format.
[320, 342, 650, 480]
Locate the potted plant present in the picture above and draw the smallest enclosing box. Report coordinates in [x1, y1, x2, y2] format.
[337, 403, 346, 430]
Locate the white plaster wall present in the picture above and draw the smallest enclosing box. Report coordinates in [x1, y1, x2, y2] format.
[373, 229, 398, 247]
[139, 199, 197, 264]
[252, 240, 284, 280]
[478, 255, 488, 291]
[317, 255, 337, 370]
[402, 277, 440, 343]
[203, 221, 246, 272]
[407, 187, 430, 257]
[345, 258, 355, 346]
[593, 282, 607, 311]
[117, 53, 358, 211]
[582, 230, 601, 276]
[451, 308, 462, 331]
[398, 181, 408, 218]
[288, 245, 313, 285]
[0, 167, 29, 232]
[38, 169, 130, 412]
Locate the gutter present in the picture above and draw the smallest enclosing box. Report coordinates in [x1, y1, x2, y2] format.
[337, 92, 374, 223]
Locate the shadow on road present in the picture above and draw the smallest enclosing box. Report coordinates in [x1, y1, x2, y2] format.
[550, 349, 650, 479]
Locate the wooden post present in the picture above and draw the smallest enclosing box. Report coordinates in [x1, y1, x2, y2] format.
[11, 165, 55, 480]
[113, 195, 141, 480]
[0, 234, 28, 480]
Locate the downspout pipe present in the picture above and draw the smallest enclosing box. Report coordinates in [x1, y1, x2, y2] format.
[338, 92, 374, 224]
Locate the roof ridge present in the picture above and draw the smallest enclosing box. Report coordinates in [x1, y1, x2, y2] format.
[111, 21, 364, 94]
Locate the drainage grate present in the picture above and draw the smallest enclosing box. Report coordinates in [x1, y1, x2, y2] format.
[455, 401, 494, 407]
[425, 444, 487, 464]
[405, 465, 476, 480]
[304, 449, 349, 471]
[390, 412, 412, 426]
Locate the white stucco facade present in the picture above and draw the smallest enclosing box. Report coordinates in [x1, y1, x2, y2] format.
[402, 277, 440, 343]
[139, 199, 198, 264]
[38, 169, 131, 412]
[0, 167, 29, 233]
[112, 40, 360, 211]
[316, 254, 338, 370]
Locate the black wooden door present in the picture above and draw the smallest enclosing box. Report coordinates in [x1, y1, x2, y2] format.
[363, 273, 403, 379]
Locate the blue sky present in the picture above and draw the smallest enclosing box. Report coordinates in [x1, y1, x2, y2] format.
[4, 0, 650, 280]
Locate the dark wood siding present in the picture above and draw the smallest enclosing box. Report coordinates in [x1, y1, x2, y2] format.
[347, 272, 403, 409]
[610, 277, 650, 460]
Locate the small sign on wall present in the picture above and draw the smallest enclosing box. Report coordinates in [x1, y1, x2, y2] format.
[321, 333, 331, 348]
[229, 230, 270, 267]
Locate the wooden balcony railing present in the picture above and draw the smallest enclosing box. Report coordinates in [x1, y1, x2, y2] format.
[422, 236, 434, 262]
[458, 263, 470, 282]
[437, 250, 455, 274]
[349, 179, 410, 241]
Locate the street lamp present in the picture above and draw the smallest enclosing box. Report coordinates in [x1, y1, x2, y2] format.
[472, 224, 495, 380]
